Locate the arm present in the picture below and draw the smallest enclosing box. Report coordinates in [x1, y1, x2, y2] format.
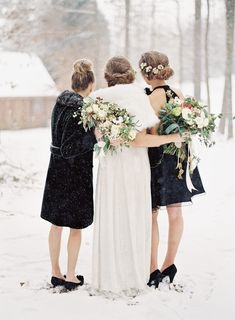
[131, 129, 183, 148]
[148, 123, 160, 135]
[60, 112, 96, 159]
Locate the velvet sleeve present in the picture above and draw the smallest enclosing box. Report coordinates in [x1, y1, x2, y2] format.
[60, 111, 96, 159]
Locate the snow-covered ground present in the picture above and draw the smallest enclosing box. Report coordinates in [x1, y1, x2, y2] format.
[0, 73, 235, 319]
[0, 127, 234, 320]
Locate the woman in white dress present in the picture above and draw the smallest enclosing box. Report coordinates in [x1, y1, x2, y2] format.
[92, 57, 183, 294]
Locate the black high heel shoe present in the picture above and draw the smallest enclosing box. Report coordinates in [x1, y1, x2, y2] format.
[147, 269, 162, 288]
[161, 264, 177, 283]
[64, 275, 84, 291]
[51, 276, 66, 287]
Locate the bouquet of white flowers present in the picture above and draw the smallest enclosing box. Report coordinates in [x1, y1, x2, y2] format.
[74, 97, 138, 156]
[158, 95, 221, 179]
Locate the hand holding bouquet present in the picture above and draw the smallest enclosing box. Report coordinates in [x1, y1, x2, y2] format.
[158, 95, 221, 179]
[75, 97, 138, 156]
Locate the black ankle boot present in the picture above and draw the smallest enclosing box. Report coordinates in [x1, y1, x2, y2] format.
[147, 269, 162, 288]
[161, 264, 177, 283]
[51, 276, 66, 287]
[64, 275, 84, 291]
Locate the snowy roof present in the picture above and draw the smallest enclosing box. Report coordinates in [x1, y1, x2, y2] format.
[0, 51, 59, 97]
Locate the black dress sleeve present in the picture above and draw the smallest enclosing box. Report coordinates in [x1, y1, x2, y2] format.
[60, 111, 96, 159]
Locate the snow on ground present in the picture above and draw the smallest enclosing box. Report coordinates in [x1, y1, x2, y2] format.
[0, 127, 234, 320]
[0, 73, 235, 319]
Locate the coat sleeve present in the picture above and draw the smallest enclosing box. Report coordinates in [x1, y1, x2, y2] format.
[60, 111, 96, 159]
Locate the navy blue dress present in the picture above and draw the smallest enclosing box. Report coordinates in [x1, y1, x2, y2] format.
[147, 85, 205, 209]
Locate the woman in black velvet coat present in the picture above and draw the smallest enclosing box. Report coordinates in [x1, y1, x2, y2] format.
[40, 59, 96, 290]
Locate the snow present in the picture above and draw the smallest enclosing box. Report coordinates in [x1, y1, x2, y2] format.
[0, 51, 59, 97]
[0, 76, 235, 319]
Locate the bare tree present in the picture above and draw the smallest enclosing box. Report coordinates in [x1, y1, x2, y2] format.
[219, 0, 234, 138]
[175, 0, 183, 85]
[205, 0, 211, 111]
[1, 0, 109, 89]
[194, 0, 202, 99]
[125, 0, 130, 57]
[151, 0, 156, 47]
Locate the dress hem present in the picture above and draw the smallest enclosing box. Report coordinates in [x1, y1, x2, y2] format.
[152, 191, 206, 211]
[40, 215, 93, 229]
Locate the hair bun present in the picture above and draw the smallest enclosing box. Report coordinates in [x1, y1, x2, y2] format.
[73, 59, 93, 76]
[158, 66, 174, 80]
[105, 69, 135, 87]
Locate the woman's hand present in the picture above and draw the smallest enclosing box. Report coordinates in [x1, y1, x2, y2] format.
[171, 133, 184, 143]
[171, 132, 191, 144]
[95, 127, 103, 140]
[110, 139, 122, 147]
[181, 131, 191, 141]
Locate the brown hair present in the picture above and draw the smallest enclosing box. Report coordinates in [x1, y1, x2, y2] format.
[139, 51, 174, 80]
[104, 56, 135, 87]
[71, 59, 95, 91]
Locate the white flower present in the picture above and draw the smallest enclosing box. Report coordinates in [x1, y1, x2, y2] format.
[102, 120, 111, 128]
[152, 67, 159, 75]
[140, 62, 147, 69]
[145, 66, 152, 73]
[166, 90, 173, 98]
[182, 108, 192, 120]
[195, 116, 204, 128]
[111, 125, 120, 137]
[174, 97, 183, 105]
[186, 118, 194, 126]
[114, 116, 124, 124]
[200, 110, 206, 119]
[98, 110, 107, 119]
[128, 129, 137, 140]
[86, 106, 93, 113]
[83, 97, 90, 104]
[175, 142, 182, 148]
[92, 104, 99, 113]
[158, 64, 164, 70]
[203, 118, 209, 127]
[97, 140, 106, 148]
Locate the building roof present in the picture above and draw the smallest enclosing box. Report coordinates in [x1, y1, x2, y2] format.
[0, 51, 59, 97]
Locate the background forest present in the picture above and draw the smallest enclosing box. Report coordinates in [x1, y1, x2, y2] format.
[0, 0, 234, 136]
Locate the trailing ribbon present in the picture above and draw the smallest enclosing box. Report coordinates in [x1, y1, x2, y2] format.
[185, 140, 198, 192]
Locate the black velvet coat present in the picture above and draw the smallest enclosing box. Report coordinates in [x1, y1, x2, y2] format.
[41, 90, 96, 229]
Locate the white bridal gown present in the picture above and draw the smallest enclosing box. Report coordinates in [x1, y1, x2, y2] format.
[92, 83, 159, 294]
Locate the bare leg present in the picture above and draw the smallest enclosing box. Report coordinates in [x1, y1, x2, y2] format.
[161, 206, 184, 271]
[66, 228, 82, 283]
[150, 210, 160, 273]
[49, 224, 63, 278]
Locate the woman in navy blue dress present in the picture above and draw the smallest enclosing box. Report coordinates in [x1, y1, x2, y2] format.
[41, 59, 96, 290]
[139, 51, 205, 287]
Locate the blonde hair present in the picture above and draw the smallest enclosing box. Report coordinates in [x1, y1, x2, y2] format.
[104, 56, 135, 87]
[71, 59, 95, 91]
[139, 51, 174, 80]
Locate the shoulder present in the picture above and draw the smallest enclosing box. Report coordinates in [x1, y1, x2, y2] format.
[149, 89, 166, 114]
[92, 83, 144, 102]
[150, 88, 166, 100]
[57, 90, 83, 108]
[171, 87, 184, 99]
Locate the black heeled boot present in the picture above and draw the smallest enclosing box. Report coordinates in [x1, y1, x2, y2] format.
[147, 269, 162, 289]
[51, 276, 66, 287]
[161, 264, 177, 283]
[64, 275, 84, 291]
